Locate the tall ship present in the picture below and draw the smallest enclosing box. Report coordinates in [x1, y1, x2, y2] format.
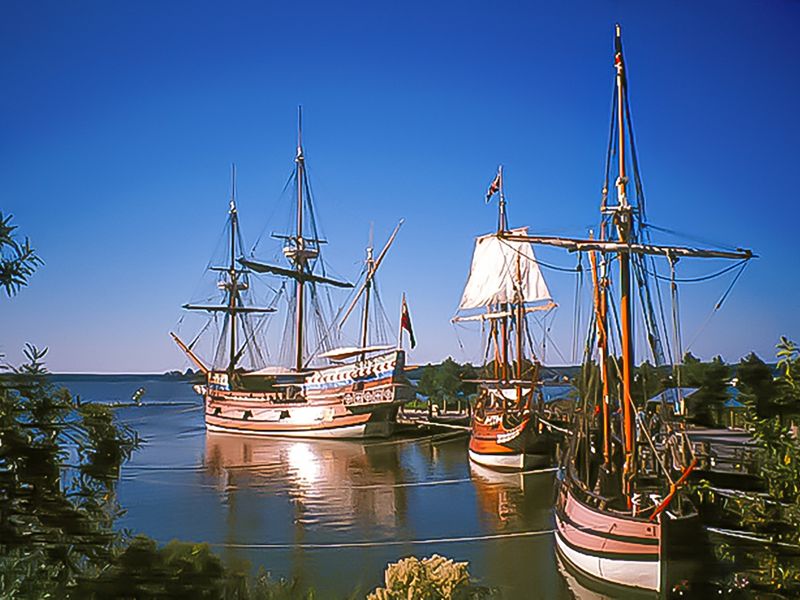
[506, 26, 755, 592]
[453, 170, 559, 470]
[172, 111, 414, 438]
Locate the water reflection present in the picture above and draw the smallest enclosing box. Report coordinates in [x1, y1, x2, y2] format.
[203, 432, 410, 535]
[468, 463, 568, 599]
[555, 551, 659, 600]
[469, 463, 556, 527]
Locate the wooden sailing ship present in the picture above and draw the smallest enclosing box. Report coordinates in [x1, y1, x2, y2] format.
[172, 111, 413, 438]
[506, 26, 755, 593]
[454, 170, 558, 470]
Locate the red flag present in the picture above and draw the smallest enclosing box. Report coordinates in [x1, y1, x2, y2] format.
[401, 296, 416, 349]
[485, 170, 501, 203]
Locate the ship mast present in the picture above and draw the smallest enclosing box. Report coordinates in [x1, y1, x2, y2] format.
[515, 251, 524, 405]
[228, 165, 239, 378]
[498, 166, 509, 384]
[294, 107, 306, 371]
[360, 236, 374, 359]
[175, 165, 278, 376]
[612, 24, 636, 504]
[338, 220, 404, 354]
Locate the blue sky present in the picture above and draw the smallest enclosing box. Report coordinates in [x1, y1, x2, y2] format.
[1, 1, 798, 372]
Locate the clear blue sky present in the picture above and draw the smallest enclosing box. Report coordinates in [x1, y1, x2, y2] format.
[2, 0, 798, 372]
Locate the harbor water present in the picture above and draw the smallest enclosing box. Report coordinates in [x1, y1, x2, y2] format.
[55, 375, 641, 598]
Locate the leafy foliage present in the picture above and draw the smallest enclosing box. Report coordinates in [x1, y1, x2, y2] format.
[736, 352, 777, 419]
[683, 355, 730, 427]
[77, 536, 316, 599]
[367, 554, 492, 600]
[0, 345, 139, 597]
[0, 212, 42, 297]
[417, 358, 477, 409]
[693, 339, 800, 597]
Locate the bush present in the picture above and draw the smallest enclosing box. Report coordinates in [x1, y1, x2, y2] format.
[367, 554, 492, 600]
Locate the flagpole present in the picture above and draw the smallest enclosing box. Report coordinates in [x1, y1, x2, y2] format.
[498, 165, 506, 233]
[398, 292, 405, 350]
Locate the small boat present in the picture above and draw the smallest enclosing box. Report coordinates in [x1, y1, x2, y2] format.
[172, 110, 414, 438]
[453, 169, 559, 470]
[516, 25, 756, 593]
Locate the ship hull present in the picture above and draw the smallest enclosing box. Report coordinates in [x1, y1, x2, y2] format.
[554, 476, 698, 594]
[468, 385, 554, 471]
[200, 350, 411, 439]
[467, 447, 549, 470]
[554, 481, 661, 591]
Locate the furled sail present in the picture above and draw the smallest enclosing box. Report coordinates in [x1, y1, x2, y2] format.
[458, 227, 551, 310]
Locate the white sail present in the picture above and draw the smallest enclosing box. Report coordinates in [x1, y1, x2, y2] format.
[458, 227, 551, 310]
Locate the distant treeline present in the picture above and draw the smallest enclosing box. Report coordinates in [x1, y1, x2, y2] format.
[410, 352, 792, 428]
[38, 369, 205, 382]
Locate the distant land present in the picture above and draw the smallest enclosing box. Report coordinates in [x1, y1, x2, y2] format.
[47, 361, 777, 382]
[50, 369, 203, 382]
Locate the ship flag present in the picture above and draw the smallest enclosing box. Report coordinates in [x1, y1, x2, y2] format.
[485, 169, 502, 203]
[400, 294, 416, 349]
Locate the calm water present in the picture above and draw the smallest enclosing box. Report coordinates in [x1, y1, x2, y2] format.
[54, 376, 604, 599]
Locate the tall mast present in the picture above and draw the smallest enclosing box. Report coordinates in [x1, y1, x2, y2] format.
[498, 166, 509, 382]
[614, 24, 636, 502]
[360, 241, 374, 359]
[227, 164, 238, 378]
[515, 251, 524, 405]
[294, 106, 305, 371]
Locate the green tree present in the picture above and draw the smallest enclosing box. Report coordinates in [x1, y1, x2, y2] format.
[458, 363, 479, 399]
[631, 360, 666, 406]
[685, 356, 729, 427]
[678, 351, 704, 387]
[416, 359, 479, 411]
[0, 346, 139, 597]
[0, 212, 42, 296]
[737, 352, 777, 419]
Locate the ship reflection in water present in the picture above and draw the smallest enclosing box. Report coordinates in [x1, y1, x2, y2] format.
[204, 432, 407, 536]
[198, 430, 571, 597]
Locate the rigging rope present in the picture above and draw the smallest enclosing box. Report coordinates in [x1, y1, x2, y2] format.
[495, 237, 583, 273]
[601, 78, 617, 211]
[645, 258, 750, 284]
[571, 253, 584, 364]
[649, 253, 675, 367]
[684, 261, 750, 354]
[251, 170, 294, 255]
[642, 222, 741, 254]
